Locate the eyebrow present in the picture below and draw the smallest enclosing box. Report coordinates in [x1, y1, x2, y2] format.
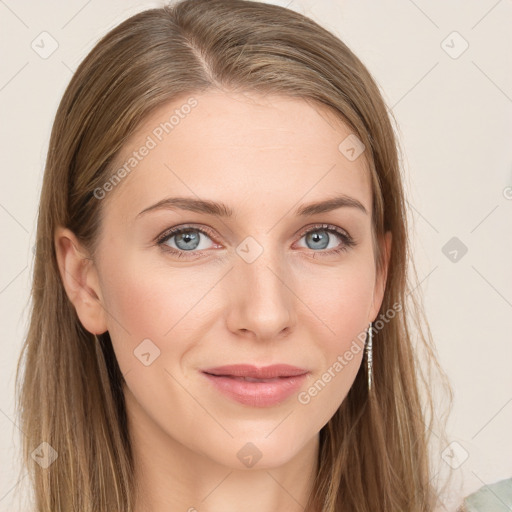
[136, 194, 368, 218]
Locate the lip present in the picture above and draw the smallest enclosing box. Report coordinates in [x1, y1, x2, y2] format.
[201, 364, 309, 379]
[201, 364, 309, 407]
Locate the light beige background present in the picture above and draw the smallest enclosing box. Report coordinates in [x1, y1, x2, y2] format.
[1, 0, 511, 510]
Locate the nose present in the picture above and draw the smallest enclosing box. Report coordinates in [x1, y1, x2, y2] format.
[225, 245, 296, 341]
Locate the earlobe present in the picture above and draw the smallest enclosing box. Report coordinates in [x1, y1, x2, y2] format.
[54, 226, 108, 335]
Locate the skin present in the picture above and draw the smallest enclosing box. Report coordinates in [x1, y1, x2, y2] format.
[55, 90, 391, 512]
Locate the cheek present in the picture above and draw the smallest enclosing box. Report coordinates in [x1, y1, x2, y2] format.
[97, 249, 202, 372]
[303, 257, 375, 341]
[298, 260, 374, 400]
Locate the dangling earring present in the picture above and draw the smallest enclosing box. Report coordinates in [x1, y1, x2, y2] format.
[366, 322, 373, 391]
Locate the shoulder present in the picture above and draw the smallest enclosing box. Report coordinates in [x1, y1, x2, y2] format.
[457, 478, 512, 512]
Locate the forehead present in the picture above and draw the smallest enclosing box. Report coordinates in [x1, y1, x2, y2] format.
[103, 90, 372, 221]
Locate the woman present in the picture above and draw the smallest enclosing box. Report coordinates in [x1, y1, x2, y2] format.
[15, 0, 451, 510]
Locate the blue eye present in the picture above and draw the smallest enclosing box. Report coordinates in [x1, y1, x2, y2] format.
[158, 226, 217, 255]
[298, 225, 353, 252]
[156, 223, 356, 259]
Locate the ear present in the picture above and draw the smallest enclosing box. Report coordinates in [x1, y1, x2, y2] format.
[369, 230, 392, 321]
[54, 226, 108, 335]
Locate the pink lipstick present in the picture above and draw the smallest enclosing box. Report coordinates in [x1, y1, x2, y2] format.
[201, 364, 309, 407]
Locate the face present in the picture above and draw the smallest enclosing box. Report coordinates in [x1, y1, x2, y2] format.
[58, 90, 390, 471]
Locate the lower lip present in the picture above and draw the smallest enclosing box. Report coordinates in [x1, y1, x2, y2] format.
[202, 372, 308, 407]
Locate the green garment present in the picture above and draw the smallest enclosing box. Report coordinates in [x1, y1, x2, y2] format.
[460, 478, 512, 512]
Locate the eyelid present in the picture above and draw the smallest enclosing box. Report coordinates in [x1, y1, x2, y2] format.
[155, 223, 219, 245]
[295, 222, 351, 240]
[156, 223, 351, 242]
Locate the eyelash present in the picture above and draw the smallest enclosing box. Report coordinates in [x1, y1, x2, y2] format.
[156, 223, 356, 259]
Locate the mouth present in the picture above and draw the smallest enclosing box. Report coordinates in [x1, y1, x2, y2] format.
[205, 375, 288, 382]
[201, 363, 309, 379]
[200, 364, 310, 407]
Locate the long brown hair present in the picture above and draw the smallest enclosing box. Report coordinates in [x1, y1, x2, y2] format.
[15, 1, 452, 510]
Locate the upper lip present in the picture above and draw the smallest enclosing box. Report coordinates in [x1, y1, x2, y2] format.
[202, 364, 309, 379]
